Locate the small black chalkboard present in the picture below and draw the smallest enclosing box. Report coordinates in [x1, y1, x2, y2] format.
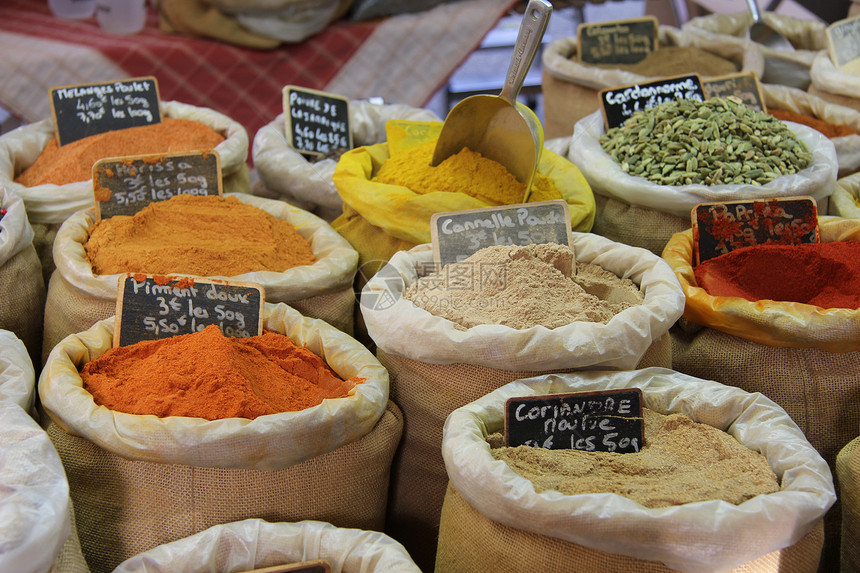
[703, 73, 766, 113]
[114, 274, 264, 348]
[283, 85, 352, 157]
[505, 389, 644, 453]
[827, 15, 860, 69]
[50, 76, 161, 147]
[430, 200, 573, 267]
[93, 150, 222, 220]
[691, 196, 819, 265]
[600, 73, 705, 130]
[237, 560, 331, 573]
[577, 16, 658, 65]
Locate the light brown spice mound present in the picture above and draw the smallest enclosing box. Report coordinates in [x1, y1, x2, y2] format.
[16, 118, 226, 187]
[85, 195, 317, 276]
[591, 46, 738, 77]
[490, 408, 780, 508]
[404, 243, 643, 330]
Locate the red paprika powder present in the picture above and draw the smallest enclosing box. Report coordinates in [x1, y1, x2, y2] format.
[694, 241, 860, 309]
[80, 325, 363, 420]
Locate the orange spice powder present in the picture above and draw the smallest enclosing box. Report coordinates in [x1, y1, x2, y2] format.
[80, 324, 363, 420]
[85, 195, 317, 276]
[770, 108, 859, 138]
[15, 117, 226, 186]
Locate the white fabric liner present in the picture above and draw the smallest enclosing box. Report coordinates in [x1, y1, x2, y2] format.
[0, 329, 35, 414]
[442, 368, 836, 573]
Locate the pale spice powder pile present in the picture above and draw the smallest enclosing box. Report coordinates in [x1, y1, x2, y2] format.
[404, 243, 643, 330]
[489, 409, 780, 508]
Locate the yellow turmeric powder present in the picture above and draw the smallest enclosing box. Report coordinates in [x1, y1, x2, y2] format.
[85, 195, 317, 276]
[372, 140, 561, 205]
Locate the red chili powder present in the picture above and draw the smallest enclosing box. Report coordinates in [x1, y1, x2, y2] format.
[694, 241, 860, 309]
[80, 325, 363, 420]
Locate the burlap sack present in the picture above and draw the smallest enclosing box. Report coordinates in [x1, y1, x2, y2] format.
[683, 12, 826, 90]
[0, 187, 45, 367]
[662, 216, 860, 571]
[831, 170, 860, 218]
[113, 518, 419, 572]
[838, 436, 860, 573]
[809, 50, 860, 115]
[42, 192, 358, 362]
[763, 83, 860, 178]
[569, 109, 838, 255]
[253, 101, 440, 221]
[438, 369, 835, 573]
[540, 26, 765, 139]
[0, 100, 251, 283]
[38, 302, 400, 573]
[360, 237, 684, 571]
[0, 401, 74, 573]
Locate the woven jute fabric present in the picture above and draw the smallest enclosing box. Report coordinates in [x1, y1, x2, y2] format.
[45, 401, 403, 573]
[380, 338, 670, 573]
[591, 194, 691, 256]
[435, 484, 824, 573]
[42, 271, 110, 365]
[289, 286, 355, 336]
[672, 324, 859, 572]
[0, 245, 45, 367]
[53, 501, 91, 573]
[838, 437, 860, 573]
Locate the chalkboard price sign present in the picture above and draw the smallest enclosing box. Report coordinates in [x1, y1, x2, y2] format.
[600, 73, 704, 130]
[283, 85, 352, 157]
[691, 196, 819, 265]
[50, 76, 161, 147]
[430, 200, 572, 267]
[237, 560, 331, 573]
[827, 15, 860, 70]
[114, 275, 264, 348]
[505, 389, 644, 453]
[703, 73, 766, 112]
[93, 150, 222, 219]
[577, 16, 658, 65]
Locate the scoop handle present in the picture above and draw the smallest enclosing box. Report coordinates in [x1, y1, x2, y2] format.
[500, 0, 552, 105]
[745, 0, 762, 25]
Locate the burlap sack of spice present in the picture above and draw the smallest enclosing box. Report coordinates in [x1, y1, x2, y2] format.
[0, 100, 251, 283]
[0, 329, 35, 416]
[830, 171, 860, 217]
[569, 110, 838, 255]
[763, 83, 860, 178]
[360, 237, 684, 571]
[683, 12, 826, 90]
[838, 436, 860, 573]
[253, 101, 440, 222]
[42, 193, 358, 362]
[809, 50, 860, 115]
[332, 120, 596, 284]
[437, 369, 835, 573]
[540, 26, 765, 140]
[113, 518, 419, 572]
[0, 187, 45, 367]
[662, 216, 860, 571]
[0, 401, 77, 573]
[38, 302, 401, 573]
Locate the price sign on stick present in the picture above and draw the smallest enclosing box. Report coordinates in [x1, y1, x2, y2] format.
[577, 17, 658, 65]
[114, 275, 264, 348]
[237, 560, 332, 573]
[827, 15, 860, 72]
[600, 73, 704, 130]
[702, 73, 766, 113]
[93, 150, 222, 219]
[691, 196, 819, 265]
[505, 389, 644, 453]
[430, 200, 573, 267]
[283, 85, 352, 157]
[50, 76, 161, 146]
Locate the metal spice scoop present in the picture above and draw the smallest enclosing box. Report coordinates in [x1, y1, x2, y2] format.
[431, 0, 551, 200]
[745, 0, 794, 51]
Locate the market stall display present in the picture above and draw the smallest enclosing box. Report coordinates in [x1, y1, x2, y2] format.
[437, 369, 835, 572]
[39, 303, 400, 573]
